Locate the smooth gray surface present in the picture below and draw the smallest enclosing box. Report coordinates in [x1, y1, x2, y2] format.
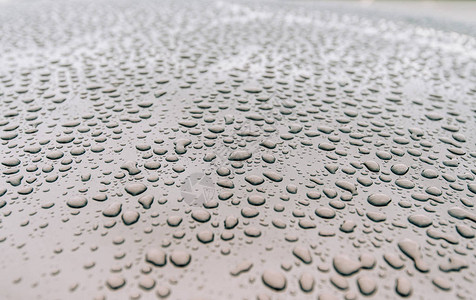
[0, 0, 475, 299]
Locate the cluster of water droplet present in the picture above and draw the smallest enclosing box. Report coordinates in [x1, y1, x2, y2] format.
[0, 0, 475, 299]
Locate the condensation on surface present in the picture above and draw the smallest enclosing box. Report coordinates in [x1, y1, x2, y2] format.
[0, 0, 475, 299]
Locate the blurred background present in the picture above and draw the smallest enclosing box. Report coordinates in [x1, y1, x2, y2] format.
[325, 0, 475, 23]
[1, 0, 473, 35]
[285, 0, 476, 36]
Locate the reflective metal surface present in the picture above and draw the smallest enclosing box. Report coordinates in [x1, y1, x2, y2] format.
[0, 0, 475, 299]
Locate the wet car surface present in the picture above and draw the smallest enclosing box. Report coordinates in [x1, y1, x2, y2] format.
[0, 0, 475, 299]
